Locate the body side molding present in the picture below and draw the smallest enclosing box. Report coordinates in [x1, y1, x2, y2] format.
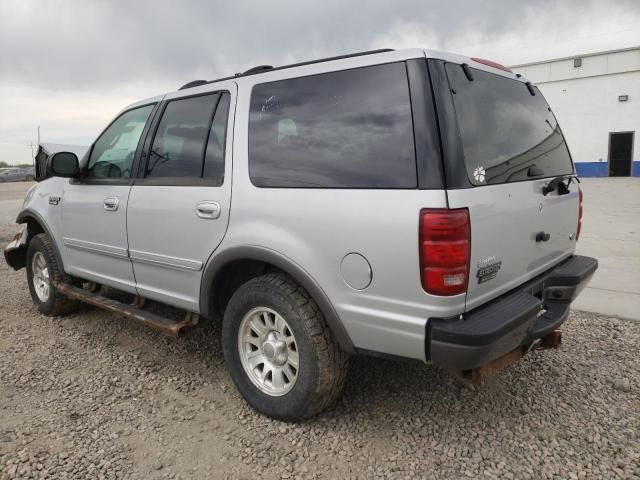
[129, 249, 203, 271]
[63, 237, 129, 259]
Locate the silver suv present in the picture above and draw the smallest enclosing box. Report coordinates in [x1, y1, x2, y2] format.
[4, 48, 597, 420]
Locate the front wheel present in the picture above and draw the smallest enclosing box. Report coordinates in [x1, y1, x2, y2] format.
[26, 233, 79, 316]
[222, 273, 348, 421]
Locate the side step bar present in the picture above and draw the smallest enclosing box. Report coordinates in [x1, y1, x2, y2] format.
[55, 283, 198, 337]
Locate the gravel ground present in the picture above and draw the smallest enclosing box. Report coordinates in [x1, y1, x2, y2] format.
[1, 224, 639, 479]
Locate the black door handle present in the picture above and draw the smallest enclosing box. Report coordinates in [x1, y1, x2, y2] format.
[535, 231, 551, 242]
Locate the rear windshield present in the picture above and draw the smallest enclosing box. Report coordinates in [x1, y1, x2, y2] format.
[446, 64, 573, 185]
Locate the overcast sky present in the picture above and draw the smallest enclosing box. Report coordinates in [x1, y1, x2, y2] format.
[1, 0, 639, 165]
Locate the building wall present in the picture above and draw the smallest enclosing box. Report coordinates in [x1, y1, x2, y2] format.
[513, 48, 640, 177]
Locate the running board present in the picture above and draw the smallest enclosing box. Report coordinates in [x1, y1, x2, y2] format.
[55, 283, 198, 337]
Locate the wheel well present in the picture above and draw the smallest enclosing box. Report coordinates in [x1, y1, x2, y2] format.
[210, 259, 281, 319]
[24, 216, 45, 240]
[201, 249, 355, 353]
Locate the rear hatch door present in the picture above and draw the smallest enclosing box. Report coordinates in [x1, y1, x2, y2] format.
[440, 61, 579, 311]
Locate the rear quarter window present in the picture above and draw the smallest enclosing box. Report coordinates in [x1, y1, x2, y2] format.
[446, 64, 573, 185]
[248, 63, 417, 188]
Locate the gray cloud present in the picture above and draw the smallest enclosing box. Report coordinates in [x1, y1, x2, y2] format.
[1, 0, 639, 163]
[1, 0, 637, 90]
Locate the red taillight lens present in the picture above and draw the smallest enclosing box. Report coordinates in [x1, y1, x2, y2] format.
[576, 188, 583, 241]
[420, 209, 470, 296]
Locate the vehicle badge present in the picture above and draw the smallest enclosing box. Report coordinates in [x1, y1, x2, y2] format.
[476, 256, 502, 284]
[473, 166, 486, 183]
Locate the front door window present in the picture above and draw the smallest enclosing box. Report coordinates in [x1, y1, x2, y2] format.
[87, 105, 154, 178]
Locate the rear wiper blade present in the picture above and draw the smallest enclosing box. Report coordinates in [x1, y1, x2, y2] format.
[542, 175, 574, 196]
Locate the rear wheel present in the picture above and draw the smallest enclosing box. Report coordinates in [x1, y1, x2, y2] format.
[222, 273, 348, 421]
[26, 233, 79, 316]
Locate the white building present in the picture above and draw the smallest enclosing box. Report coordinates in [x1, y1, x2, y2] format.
[511, 46, 640, 177]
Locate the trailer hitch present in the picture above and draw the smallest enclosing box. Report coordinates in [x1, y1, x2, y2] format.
[455, 330, 562, 384]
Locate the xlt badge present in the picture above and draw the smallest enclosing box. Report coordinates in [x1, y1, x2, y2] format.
[476, 256, 502, 284]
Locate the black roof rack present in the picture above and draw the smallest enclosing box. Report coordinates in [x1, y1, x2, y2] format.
[178, 48, 394, 90]
[242, 65, 273, 76]
[178, 80, 208, 90]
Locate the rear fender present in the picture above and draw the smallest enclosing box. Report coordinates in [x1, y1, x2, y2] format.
[200, 245, 355, 353]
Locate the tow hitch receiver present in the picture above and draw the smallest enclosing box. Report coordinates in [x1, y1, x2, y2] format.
[538, 329, 562, 349]
[457, 330, 562, 384]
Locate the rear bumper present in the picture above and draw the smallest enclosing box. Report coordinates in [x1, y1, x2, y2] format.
[427, 255, 598, 371]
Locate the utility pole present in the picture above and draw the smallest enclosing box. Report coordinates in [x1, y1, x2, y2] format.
[28, 142, 36, 167]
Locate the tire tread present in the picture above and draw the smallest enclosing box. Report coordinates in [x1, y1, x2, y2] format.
[27, 233, 79, 316]
[224, 272, 349, 419]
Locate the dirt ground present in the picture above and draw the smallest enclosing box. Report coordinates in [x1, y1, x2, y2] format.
[1, 184, 639, 479]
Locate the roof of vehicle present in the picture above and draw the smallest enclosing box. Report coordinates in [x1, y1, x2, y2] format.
[125, 48, 529, 112]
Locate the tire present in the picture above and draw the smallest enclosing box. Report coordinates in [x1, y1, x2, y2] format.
[222, 272, 349, 421]
[26, 233, 79, 316]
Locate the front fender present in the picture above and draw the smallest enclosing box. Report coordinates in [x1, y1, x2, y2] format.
[11, 209, 66, 273]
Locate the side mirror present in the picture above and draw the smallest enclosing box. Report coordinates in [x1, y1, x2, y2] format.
[48, 152, 80, 178]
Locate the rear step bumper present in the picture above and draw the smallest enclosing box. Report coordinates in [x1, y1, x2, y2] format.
[427, 255, 598, 371]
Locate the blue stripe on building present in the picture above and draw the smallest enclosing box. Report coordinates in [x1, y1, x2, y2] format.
[575, 161, 640, 177]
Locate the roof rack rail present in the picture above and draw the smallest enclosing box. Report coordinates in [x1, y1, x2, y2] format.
[242, 65, 273, 76]
[179, 80, 208, 90]
[257, 48, 394, 76]
[185, 48, 394, 90]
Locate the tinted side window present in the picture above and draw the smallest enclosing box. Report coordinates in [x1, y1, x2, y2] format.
[87, 104, 154, 179]
[203, 92, 230, 184]
[249, 63, 417, 188]
[147, 94, 219, 178]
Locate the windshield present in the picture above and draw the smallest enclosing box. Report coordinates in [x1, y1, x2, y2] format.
[446, 64, 574, 185]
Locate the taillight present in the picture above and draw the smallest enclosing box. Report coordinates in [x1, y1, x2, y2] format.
[420, 209, 470, 296]
[576, 188, 583, 241]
